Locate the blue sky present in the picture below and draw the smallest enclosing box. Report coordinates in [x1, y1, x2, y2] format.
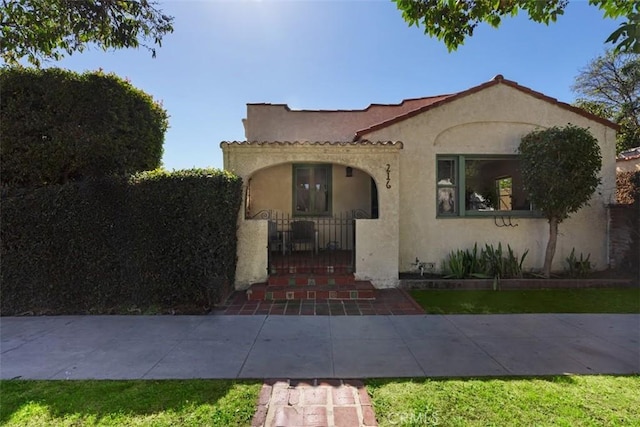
[50, 0, 620, 170]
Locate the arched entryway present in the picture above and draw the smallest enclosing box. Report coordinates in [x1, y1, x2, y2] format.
[221, 140, 402, 289]
[244, 162, 379, 220]
[245, 162, 379, 275]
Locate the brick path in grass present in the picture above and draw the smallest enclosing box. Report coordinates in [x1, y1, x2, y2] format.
[253, 379, 377, 427]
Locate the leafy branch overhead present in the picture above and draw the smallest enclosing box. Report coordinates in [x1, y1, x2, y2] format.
[394, 0, 640, 53]
[0, 0, 174, 67]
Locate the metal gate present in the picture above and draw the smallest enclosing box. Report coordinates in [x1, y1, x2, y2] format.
[251, 210, 369, 275]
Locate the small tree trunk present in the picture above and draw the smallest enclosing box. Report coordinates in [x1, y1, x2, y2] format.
[543, 218, 559, 278]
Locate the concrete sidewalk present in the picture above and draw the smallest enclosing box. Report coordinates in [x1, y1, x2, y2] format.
[1, 314, 638, 380]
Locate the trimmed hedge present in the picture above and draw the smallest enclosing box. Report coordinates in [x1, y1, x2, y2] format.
[0, 169, 242, 315]
[0, 67, 168, 187]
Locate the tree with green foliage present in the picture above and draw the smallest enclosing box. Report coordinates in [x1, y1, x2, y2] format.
[518, 125, 602, 278]
[0, 0, 174, 67]
[573, 51, 640, 154]
[394, 0, 640, 53]
[0, 67, 169, 187]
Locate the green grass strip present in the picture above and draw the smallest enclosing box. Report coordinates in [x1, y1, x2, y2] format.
[367, 375, 640, 426]
[410, 288, 640, 314]
[0, 380, 261, 427]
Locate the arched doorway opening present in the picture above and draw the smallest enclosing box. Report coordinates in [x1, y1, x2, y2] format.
[245, 162, 379, 275]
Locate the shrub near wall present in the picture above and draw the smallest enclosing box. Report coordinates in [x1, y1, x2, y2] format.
[0, 169, 242, 315]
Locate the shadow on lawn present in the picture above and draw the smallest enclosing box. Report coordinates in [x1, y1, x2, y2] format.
[366, 374, 580, 388]
[0, 379, 261, 425]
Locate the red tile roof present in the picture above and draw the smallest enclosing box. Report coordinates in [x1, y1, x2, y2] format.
[617, 147, 640, 161]
[353, 75, 619, 140]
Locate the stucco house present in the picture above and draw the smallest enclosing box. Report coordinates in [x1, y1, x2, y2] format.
[221, 75, 617, 290]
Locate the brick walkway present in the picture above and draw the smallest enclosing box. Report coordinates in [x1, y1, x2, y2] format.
[252, 379, 377, 427]
[214, 289, 425, 315]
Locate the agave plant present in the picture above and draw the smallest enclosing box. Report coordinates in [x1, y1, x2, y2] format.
[565, 248, 592, 278]
[443, 249, 468, 279]
[444, 243, 489, 279]
[443, 242, 529, 286]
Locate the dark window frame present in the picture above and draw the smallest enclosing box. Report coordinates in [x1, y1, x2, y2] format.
[436, 155, 541, 218]
[292, 164, 332, 217]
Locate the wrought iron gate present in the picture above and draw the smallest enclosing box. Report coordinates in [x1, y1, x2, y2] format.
[251, 210, 369, 275]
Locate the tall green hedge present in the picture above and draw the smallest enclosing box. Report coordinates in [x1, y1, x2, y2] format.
[0, 67, 168, 187]
[0, 169, 242, 315]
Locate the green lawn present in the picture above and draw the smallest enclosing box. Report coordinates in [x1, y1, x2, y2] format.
[410, 288, 640, 314]
[3, 376, 639, 427]
[0, 380, 261, 427]
[367, 375, 640, 427]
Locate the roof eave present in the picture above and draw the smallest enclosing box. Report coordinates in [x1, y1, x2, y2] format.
[220, 140, 404, 149]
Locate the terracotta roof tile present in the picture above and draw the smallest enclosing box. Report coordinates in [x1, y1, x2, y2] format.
[618, 147, 640, 161]
[354, 75, 619, 140]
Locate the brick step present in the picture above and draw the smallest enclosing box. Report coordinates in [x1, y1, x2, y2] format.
[247, 282, 376, 301]
[268, 273, 355, 286]
[269, 265, 354, 275]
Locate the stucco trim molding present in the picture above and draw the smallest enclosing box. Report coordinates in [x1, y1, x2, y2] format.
[220, 140, 403, 148]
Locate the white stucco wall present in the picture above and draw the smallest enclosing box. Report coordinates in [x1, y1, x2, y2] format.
[333, 166, 372, 216]
[234, 219, 268, 289]
[356, 219, 398, 288]
[247, 163, 291, 216]
[363, 83, 617, 274]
